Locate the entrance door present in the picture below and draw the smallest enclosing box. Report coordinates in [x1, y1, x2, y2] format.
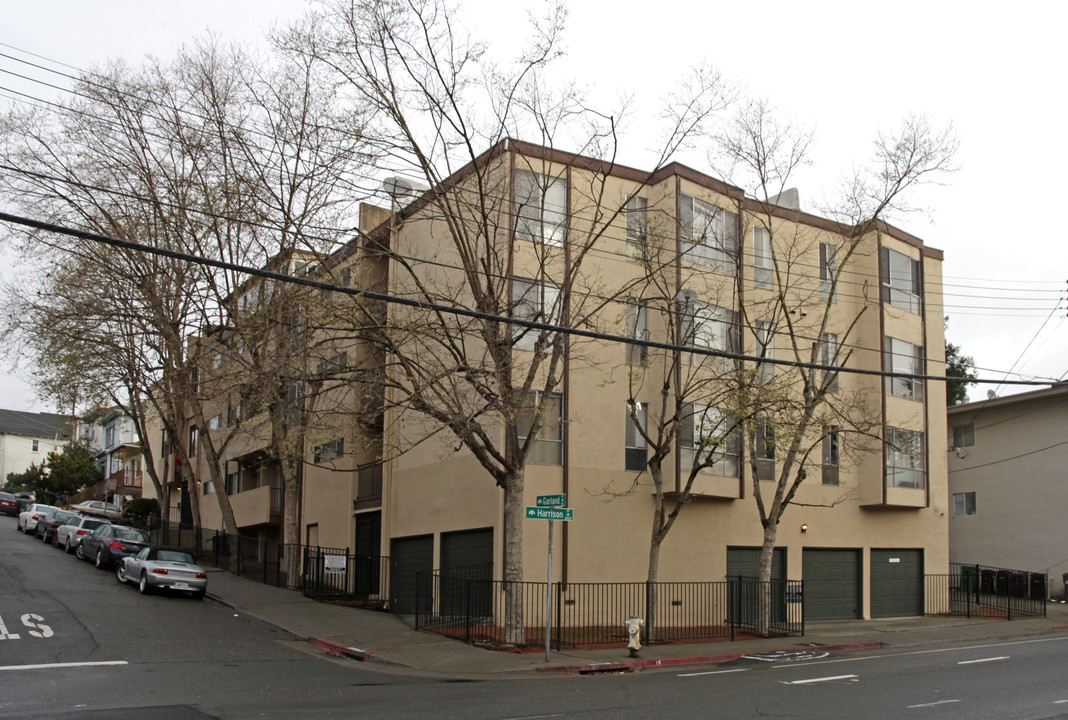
[802, 549, 861, 620]
[354, 512, 382, 597]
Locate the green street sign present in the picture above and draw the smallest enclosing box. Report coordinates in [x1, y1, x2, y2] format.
[536, 494, 567, 508]
[526, 506, 573, 521]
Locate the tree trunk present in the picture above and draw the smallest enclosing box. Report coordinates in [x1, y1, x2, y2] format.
[646, 534, 661, 644]
[502, 468, 525, 645]
[756, 520, 779, 637]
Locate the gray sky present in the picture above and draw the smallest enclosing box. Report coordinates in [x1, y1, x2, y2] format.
[2, 0, 1065, 412]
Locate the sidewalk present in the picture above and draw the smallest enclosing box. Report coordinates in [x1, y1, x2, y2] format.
[204, 569, 1068, 678]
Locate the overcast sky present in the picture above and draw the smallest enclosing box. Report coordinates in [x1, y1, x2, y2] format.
[2, 0, 1065, 413]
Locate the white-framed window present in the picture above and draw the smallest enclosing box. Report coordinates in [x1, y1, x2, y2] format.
[625, 402, 648, 472]
[625, 300, 648, 364]
[682, 299, 739, 354]
[952, 423, 974, 448]
[881, 246, 922, 314]
[822, 426, 840, 486]
[953, 491, 976, 516]
[314, 438, 345, 464]
[207, 414, 222, 431]
[680, 404, 739, 477]
[517, 391, 563, 466]
[512, 278, 561, 352]
[820, 333, 839, 393]
[753, 226, 773, 290]
[515, 169, 567, 246]
[626, 195, 648, 258]
[755, 321, 774, 380]
[31, 439, 39, 452]
[885, 426, 926, 489]
[884, 337, 925, 401]
[680, 194, 738, 275]
[819, 242, 837, 302]
[188, 425, 198, 457]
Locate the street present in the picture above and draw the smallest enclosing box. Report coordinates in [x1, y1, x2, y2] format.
[4, 519, 1068, 719]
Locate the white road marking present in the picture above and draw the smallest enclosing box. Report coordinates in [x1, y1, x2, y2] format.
[785, 674, 858, 685]
[908, 700, 960, 709]
[0, 661, 128, 672]
[957, 656, 1008, 665]
[679, 668, 749, 677]
[1054, 700, 1068, 704]
[500, 715, 564, 720]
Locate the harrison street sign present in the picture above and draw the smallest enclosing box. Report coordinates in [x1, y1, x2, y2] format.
[525, 506, 573, 521]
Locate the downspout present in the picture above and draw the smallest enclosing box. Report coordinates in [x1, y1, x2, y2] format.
[562, 164, 572, 586]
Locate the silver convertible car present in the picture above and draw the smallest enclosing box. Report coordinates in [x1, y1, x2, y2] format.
[116, 546, 208, 599]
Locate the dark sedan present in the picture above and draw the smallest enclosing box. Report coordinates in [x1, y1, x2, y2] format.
[0, 492, 18, 517]
[35, 509, 79, 544]
[78, 524, 149, 568]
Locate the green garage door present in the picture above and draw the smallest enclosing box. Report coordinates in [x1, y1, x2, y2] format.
[440, 529, 494, 619]
[390, 534, 433, 615]
[727, 547, 787, 625]
[871, 549, 924, 618]
[803, 549, 861, 620]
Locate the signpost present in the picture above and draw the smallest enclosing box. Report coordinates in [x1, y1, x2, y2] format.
[527, 494, 572, 662]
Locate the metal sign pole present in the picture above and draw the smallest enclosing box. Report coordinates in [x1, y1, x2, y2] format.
[545, 517, 553, 663]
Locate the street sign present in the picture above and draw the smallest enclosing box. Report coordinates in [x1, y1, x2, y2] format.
[536, 494, 567, 508]
[526, 506, 573, 521]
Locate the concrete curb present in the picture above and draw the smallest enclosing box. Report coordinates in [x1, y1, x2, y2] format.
[311, 637, 391, 664]
[535, 640, 886, 675]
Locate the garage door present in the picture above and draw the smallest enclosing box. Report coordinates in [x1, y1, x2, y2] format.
[871, 549, 924, 618]
[727, 547, 787, 625]
[726, 546, 785, 580]
[390, 534, 433, 615]
[440, 529, 494, 618]
[803, 549, 861, 620]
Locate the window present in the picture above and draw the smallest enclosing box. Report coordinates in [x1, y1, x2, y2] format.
[202, 480, 215, 496]
[225, 470, 239, 495]
[953, 491, 976, 516]
[515, 169, 567, 246]
[31, 439, 39, 452]
[191, 367, 200, 395]
[885, 427, 926, 489]
[320, 352, 348, 375]
[753, 227, 773, 290]
[680, 404, 739, 477]
[755, 321, 774, 380]
[680, 194, 739, 275]
[822, 426, 840, 486]
[625, 402, 648, 472]
[682, 299, 739, 354]
[625, 300, 648, 364]
[104, 425, 116, 447]
[517, 392, 563, 465]
[819, 242, 837, 302]
[228, 402, 242, 426]
[884, 337, 925, 401]
[314, 438, 345, 464]
[207, 414, 222, 431]
[512, 278, 561, 352]
[626, 195, 648, 258]
[755, 422, 775, 481]
[952, 423, 974, 448]
[881, 247, 922, 314]
[820, 333, 839, 393]
[188, 425, 198, 457]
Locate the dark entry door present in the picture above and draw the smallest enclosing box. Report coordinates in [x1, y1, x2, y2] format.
[354, 511, 382, 597]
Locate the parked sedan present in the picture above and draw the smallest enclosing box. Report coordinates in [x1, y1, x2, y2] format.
[0, 492, 19, 517]
[117, 546, 208, 599]
[78, 524, 149, 568]
[54, 515, 111, 552]
[70, 500, 123, 521]
[18, 504, 56, 533]
[35, 508, 79, 544]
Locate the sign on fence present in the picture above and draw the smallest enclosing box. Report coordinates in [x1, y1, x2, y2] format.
[324, 555, 347, 575]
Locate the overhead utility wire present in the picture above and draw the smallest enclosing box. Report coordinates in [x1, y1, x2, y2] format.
[0, 210, 1054, 389]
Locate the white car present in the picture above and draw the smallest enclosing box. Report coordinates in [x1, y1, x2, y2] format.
[70, 500, 123, 521]
[17, 504, 56, 533]
[54, 515, 111, 552]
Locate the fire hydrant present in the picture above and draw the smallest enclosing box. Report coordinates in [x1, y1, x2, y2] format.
[624, 616, 644, 657]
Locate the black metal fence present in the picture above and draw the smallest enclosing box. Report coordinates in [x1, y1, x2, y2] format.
[926, 563, 1048, 619]
[415, 573, 804, 648]
[146, 521, 300, 588]
[302, 546, 390, 604]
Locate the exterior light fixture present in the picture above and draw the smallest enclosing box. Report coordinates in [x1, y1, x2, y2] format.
[800, 523, 808, 533]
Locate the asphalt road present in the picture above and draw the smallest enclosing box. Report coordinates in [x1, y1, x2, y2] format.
[4, 516, 1068, 719]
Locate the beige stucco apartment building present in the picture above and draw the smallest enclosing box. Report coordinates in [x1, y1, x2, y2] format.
[948, 384, 1068, 599]
[150, 140, 950, 621]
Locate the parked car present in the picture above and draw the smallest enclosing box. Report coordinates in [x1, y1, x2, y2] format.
[78, 524, 149, 567]
[70, 500, 123, 521]
[35, 508, 79, 544]
[54, 515, 111, 552]
[117, 546, 208, 599]
[18, 504, 56, 533]
[0, 492, 19, 517]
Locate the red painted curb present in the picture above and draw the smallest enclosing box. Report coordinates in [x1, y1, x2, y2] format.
[312, 637, 378, 662]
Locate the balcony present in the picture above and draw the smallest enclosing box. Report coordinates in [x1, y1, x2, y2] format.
[354, 464, 382, 510]
[230, 485, 284, 528]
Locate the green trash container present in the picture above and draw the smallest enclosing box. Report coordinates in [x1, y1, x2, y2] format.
[961, 565, 979, 593]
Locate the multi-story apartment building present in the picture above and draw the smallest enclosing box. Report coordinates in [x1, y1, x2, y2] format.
[150, 140, 949, 621]
[75, 408, 144, 506]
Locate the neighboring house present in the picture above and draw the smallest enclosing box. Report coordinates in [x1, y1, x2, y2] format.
[148, 139, 949, 621]
[0, 409, 71, 485]
[948, 384, 1068, 599]
[73, 408, 143, 506]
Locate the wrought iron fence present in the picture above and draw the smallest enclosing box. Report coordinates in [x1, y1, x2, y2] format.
[302, 546, 390, 604]
[415, 573, 804, 648]
[926, 563, 1047, 619]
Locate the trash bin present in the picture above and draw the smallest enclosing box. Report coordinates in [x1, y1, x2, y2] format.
[981, 569, 995, 594]
[1029, 573, 1048, 601]
[961, 565, 978, 593]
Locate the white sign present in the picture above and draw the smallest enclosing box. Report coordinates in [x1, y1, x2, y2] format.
[889, 558, 900, 563]
[324, 555, 347, 575]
